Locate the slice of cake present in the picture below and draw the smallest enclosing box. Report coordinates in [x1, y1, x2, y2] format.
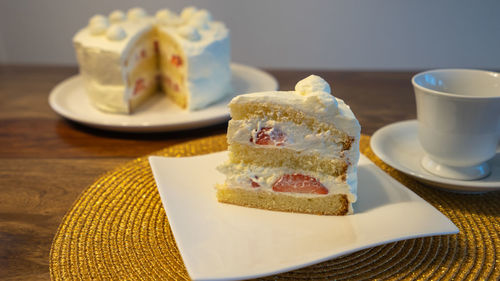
[217, 75, 361, 215]
[73, 7, 230, 114]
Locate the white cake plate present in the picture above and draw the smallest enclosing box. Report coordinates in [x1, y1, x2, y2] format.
[48, 63, 278, 133]
[370, 120, 500, 193]
[149, 151, 457, 280]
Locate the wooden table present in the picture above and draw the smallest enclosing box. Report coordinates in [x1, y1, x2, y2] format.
[0, 65, 417, 280]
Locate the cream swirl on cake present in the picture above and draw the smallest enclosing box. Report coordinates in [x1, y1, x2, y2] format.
[109, 10, 126, 23]
[73, 6, 230, 114]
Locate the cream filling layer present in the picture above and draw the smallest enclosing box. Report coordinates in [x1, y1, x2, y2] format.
[227, 119, 346, 158]
[217, 162, 357, 203]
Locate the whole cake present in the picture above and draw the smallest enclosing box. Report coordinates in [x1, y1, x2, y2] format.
[73, 7, 231, 114]
[217, 75, 361, 215]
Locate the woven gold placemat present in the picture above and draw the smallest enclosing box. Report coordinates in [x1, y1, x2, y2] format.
[50, 134, 499, 280]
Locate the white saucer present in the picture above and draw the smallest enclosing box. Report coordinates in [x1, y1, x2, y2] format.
[48, 63, 278, 133]
[370, 120, 500, 193]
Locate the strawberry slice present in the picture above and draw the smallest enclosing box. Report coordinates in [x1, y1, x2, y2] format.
[171, 55, 183, 67]
[153, 40, 159, 54]
[163, 75, 172, 86]
[250, 127, 286, 146]
[133, 78, 146, 96]
[272, 174, 328, 194]
[250, 180, 260, 188]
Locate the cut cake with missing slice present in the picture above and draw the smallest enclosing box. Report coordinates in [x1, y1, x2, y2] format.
[216, 75, 361, 215]
[73, 7, 231, 114]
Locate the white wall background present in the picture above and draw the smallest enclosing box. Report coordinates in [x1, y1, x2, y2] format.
[0, 0, 499, 70]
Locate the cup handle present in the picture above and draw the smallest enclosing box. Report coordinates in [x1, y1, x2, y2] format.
[498, 123, 500, 151]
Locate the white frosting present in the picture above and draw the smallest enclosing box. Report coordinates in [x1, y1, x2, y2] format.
[189, 10, 212, 29]
[177, 25, 201, 41]
[109, 10, 125, 23]
[89, 14, 108, 25]
[106, 25, 127, 41]
[157, 17, 229, 54]
[155, 9, 182, 26]
[155, 9, 172, 20]
[75, 16, 153, 59]
[88, 15, 109, 36]
[295, 75, 331, 96]
[180, 6, 198, 21]
[84, 79, 128, 113]
[89, 21, 108, 35]
[73, 6, 231, 113]
[127, 7, 147, 20]
[155, 12, 231, 110]
[75, 7, 228, 55]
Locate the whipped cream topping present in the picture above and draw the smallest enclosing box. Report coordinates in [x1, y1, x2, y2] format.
[189, 10, 212, 30]
[75, 7, 229, 51]
[180, 6, 198, 21]
[83, 9, 149, 41]
[89, 14, 107, 25]
[177, 25, 201, 41]
[88, 15, 109, 35]
[155, 9, 173, 20]
[109, 10, 125, 23]
[295, 75, 331, 96]
[157, 7, 228, 50]
[89, 21, 108, 35]
[106, 25, 127, 41]
[127, 7, 147, 20]
[155, 9, 181, 26]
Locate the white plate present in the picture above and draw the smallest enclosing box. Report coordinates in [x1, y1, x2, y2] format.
[149, 152, 458, 281]
[371, 120, 500, 193]
[48, 63, 278, 132]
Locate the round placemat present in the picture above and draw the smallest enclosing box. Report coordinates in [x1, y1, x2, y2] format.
[50, 135, 499, 280]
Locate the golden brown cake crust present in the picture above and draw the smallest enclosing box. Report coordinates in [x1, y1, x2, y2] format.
[216, 184, 349, 216]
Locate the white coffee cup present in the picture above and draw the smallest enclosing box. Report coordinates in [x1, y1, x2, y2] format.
[412, 69, 500, 180]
